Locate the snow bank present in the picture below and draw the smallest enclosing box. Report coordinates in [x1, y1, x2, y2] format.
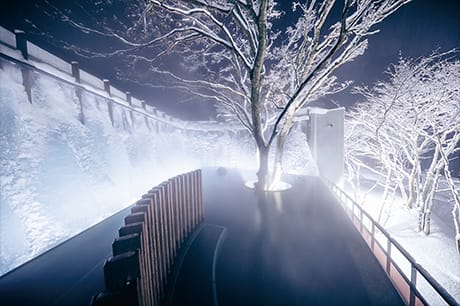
[0, 60, 315, 276]
[343, 176, 460, 304]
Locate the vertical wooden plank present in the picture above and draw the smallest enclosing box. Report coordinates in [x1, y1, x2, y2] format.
[180, 174, 188, 240]
[150, 190, 165, 305]
[193, 170, 200, 226]
[190, 171, 196, 229]
[168, 178, 179, 257]
[150, 188, 167, 301]
[134, 200, 160, 306]
[178, 175, 185, 245]
[198, 169, 204, 221]
[161, 183, 173, 274]
[184, 173, 190, 235]
[165, 182, 176, 264]
[121, 216, 147, 306]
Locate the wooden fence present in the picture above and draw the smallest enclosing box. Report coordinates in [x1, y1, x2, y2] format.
[0, 26, 243, 133]
[91, 170, 204, 306]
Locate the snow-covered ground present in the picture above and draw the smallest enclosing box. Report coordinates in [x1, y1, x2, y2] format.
[0, 59, 314, 276]
[0, 60, 240, 275]
[342, 175, 460, 305]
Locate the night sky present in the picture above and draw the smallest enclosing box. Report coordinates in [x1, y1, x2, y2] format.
[0, 0, 459, 120]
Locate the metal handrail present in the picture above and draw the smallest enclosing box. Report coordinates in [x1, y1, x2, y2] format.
[324, 179, 459, 306]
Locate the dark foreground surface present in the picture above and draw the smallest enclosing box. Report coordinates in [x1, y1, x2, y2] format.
[0, 168, 404, 306]
[0, 206, 132, 306]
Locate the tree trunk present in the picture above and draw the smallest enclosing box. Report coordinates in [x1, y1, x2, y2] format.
[397, 179, 408, 207]
[417, 145, 440, 232]
[378, 168, 393, 223]
[423, 166, 441, 235]
[407, 160, 418, 208]
[256, 145, 270, 191]
[249, 0, 269, 191]
[269, 116, 294, 190]
[436, 135, 460, 254]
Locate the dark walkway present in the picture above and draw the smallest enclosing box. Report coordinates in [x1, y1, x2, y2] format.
[0, 168, 404, 306]
[172, 168, 404, 306]
[0, 206, 132, 306]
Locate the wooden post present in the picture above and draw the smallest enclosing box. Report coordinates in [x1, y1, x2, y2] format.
[103, 79, 114, 126]
[409, 264, 417, 306]
[144, 189, 167, 302]
[133, 200, 159, 306]
[71, 61, 84, 124]
[15, 30, 32, 103]
[14, 30, 28, 60]
[71, 61, 81, 82]
[103, 79, 111, 96]
[126, 92, 135, 129]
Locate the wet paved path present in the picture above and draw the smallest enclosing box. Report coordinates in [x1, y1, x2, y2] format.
[0, 168, 404, 306]
[172, 168, 404, 306]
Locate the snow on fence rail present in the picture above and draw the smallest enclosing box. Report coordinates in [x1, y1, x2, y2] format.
[323, 179, 459, 306]
[27, 41, 72, 74]
[0, 26, 242, 133]
[0, 27, 16, 49]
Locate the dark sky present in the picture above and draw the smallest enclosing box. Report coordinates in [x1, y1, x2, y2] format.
[0, 0, 459, 120]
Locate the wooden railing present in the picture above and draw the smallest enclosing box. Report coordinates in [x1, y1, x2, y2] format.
[91, 170, 204, 306]
[0, 26, 244, 133]
[324, 179, 458, 306]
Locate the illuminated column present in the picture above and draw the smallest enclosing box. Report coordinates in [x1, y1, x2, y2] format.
[307, 107, 344, 185]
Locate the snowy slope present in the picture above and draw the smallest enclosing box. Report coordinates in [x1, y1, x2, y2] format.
[342, 173, 460, 304]
[0, 59, 315, 276]
[0, 61, 216, 275]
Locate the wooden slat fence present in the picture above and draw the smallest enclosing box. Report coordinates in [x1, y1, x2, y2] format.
[91, 170, 204, 306]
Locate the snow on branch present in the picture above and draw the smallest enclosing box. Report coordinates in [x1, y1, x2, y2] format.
[345, 50, 460, 248]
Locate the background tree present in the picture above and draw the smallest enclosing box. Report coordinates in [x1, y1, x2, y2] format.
[38, 0, 412, 190]
[345, 51, 460, 252]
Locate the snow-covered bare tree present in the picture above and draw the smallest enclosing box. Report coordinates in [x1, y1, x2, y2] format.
[36, 0, 412, 190]
[345, 51, 460, 252]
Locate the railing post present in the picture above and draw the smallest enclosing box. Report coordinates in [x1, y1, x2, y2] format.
[409, 264, 417, 306]
[103, 79, 114, 126]
[144, 116, 151, 132]
[15, 30, 33, 103]
[386, 239, 392, 274]
[126, 92, 135, 129]
[103, 79, 111, 96]
[14, 29, 28, 60]
[71, 61, 81, 82]
[359, 209, 363, 233]
[371, 222, 375, 251]
[71, 61, 85, 124]
[352, 200, 355, 220]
